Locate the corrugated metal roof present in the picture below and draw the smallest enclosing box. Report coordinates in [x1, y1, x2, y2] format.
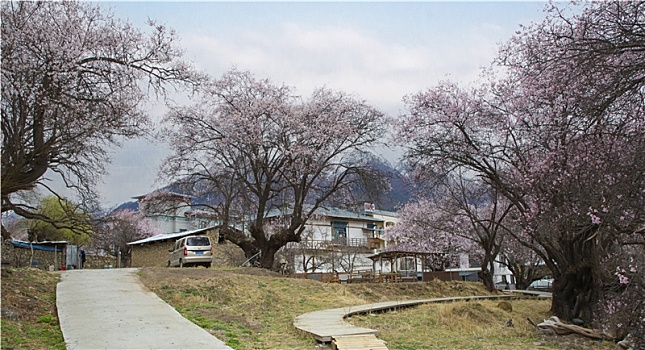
[266, 206, 384, 222]
[10, 240, 66, 252]
[371, 209, 399, 217]
[127, 226, 217, 246]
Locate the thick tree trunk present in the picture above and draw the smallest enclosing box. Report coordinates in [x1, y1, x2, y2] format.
[479, 268, 495, 291]
[259, 245, 280, 270]
[1, 225, 11, 241]
[551, 264, 598, 324]
[507, 263, 543, 290]
[256, 228, 301, 270]
[544, 227, 606, 325]
[218, 225, 259, 259]
[478, 258, 496, 292]
[479, 253, 497, 292]
[513, 265, 532, 290]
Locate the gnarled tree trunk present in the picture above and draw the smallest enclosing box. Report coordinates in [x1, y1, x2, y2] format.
[547, 232, 604, 324]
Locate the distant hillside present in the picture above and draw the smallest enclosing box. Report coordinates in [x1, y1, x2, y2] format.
[368, 159, 413, 211]
[112, 160, 412, 214]
[112, 200, 139, 212]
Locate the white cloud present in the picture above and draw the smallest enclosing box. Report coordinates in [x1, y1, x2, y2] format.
[182, 20, 504, 116]
[95, 3, 540, 207]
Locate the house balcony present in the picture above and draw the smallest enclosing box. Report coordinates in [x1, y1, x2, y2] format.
[285, 238, 372, 251]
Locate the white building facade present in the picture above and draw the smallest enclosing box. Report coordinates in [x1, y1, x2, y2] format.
[133, 192, 218, 234]
[272, 204, 399, 273]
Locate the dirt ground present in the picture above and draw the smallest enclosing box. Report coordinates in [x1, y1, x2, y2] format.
[1, 267, 60, 323]
[0, 266, 618, 350]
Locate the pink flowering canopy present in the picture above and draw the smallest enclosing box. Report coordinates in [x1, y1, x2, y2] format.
[394, 1, 645, 337]
[92, 209, 161, 262]
[1, 1, 203, 240]
[161, 69, 387, 268]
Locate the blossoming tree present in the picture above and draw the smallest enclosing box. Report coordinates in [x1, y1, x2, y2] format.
[389, 173, 523, 291]
[1, 1, 202, 240]
[92, 209, 161, 268]
[161, 69, 387, 269]
[395, 1, 644, 342]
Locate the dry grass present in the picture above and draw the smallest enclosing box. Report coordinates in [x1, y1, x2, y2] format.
[0, 266, 617, 350]
[350, 300, 613, 350]
[138, 267, 615, 350]
[0, 268, 65, 350]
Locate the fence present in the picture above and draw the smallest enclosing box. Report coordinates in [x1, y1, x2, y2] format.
[285, 238, 369, 250]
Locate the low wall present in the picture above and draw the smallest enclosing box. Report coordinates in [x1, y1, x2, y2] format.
[1, 241, 66, 270]
[130, 240, 175, 267]
[422, 271, 465, 282]
[130, 230, 220, 267]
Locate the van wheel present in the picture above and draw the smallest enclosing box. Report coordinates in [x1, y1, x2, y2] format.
[203, 263, 210, 268]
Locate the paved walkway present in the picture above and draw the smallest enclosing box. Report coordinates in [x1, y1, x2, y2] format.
[506, 289, 552, 298]
[294, 294, 546, 342]
[57, 268, 232, 350]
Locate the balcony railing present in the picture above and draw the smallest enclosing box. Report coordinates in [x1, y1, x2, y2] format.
[285, 238, 371, 250]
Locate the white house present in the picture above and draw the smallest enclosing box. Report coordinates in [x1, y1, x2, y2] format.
[268, 204, 399, 273]
[133, 192, 218, 234]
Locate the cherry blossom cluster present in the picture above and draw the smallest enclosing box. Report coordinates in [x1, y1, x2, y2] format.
[393, 1, 644, 340]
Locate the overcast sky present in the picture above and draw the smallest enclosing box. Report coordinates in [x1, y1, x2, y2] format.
[89, 1, 549, 208]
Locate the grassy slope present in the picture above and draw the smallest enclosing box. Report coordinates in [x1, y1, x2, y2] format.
[0, 267, 615, 350]
[1, 268, 65, 350]
[350, 300, 613, 350]
[138, 267, 614, 350]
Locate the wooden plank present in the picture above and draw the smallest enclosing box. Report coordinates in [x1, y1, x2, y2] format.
[294, 295, 537, 343]
[332, 334, 388, 350]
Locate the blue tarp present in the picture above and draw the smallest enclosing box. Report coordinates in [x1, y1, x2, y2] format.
[11, 240, 63, 252]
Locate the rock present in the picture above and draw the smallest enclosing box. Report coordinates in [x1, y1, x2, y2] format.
[1, 308, 17, 321]
[497, 300, 513, 312]
[572, 318, 584, 326]
[615, 333, 635, 350]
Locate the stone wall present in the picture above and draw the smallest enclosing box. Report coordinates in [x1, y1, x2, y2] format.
[84, 253, 118, 269]
[130, 229, 220, 267]
[130, 240, 175, 267]
[1, 241, 119, 270]
[1, 241, 66, 270]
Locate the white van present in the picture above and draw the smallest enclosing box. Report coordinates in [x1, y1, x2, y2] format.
[168, 235, 213, 268]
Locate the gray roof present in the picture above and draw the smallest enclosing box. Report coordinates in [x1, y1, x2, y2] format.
[131, 191, 194, 200]
[127, 226, 217, 246]
[265, 205, 384, 222]
[371, 209, 399, 218]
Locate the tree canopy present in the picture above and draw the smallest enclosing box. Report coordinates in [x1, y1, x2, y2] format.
[1, 1, 203, 240]
[92, 209, 161, 267]
[394, 1, 644, 342]
[27, 196, 93, 244]
[161, 69, 388, 269]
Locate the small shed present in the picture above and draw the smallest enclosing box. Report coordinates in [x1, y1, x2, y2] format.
[2, 240, 68, 269]
[127, 226, 219, 267]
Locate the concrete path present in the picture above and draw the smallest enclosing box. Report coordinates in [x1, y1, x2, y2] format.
[57, 268, 232, 350]
[506, 289, 552, 298]
[294, 294, 540, 343]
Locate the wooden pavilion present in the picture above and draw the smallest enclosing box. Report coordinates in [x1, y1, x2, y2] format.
[366, 250, 432, 282]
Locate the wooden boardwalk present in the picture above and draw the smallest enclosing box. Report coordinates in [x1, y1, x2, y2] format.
[294, 293, 549, 345]
[332, 334, 388, 350]
[506, 289, 552, 298]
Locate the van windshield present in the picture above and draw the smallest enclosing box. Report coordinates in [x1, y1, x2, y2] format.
[186, 237, 210, 246]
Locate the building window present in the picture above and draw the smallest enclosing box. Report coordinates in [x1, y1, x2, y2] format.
[367, 223, 381, 238]
[331, 221, 348, 240]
